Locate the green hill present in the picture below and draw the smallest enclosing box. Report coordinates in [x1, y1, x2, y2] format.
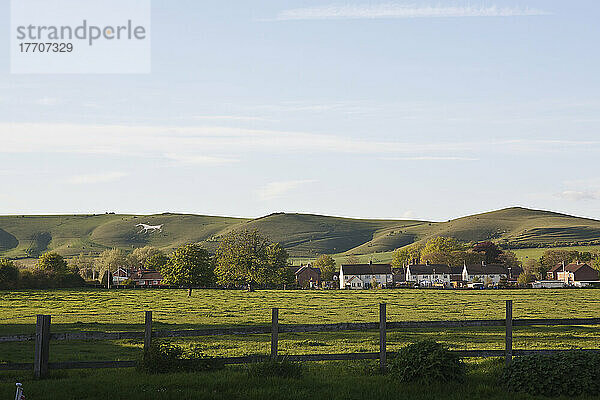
[1, 207, 599, 259]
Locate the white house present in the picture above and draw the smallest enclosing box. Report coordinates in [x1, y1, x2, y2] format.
[462, 262, 520, 286]
[339, 263, 393, 289]
[112, 267, 132, 284]
[405, 264, 451, 287]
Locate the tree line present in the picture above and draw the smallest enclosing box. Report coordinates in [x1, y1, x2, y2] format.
[1, 229, 296, 294]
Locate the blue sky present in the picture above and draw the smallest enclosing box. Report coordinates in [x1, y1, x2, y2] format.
[1, 0, 600, 221]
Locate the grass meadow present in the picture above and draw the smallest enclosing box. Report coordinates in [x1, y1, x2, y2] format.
[1, 288, 600, 399]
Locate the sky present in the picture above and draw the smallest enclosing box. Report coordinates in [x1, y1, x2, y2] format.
[1, 0, 600, 221]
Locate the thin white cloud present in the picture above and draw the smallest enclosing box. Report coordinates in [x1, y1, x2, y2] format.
[383, 156, 479, 161]
[190, 115, 275, 122]
[65, 172, 128, 185]
[2, 123, 598, 162]
[273, 3, 550, 21]
[257, 180, 316, 201]
[164, 153, 239, 165]
[557, 191, 600, 201]
[35, 97, 60, 106]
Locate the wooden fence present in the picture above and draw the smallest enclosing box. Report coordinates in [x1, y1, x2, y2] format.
[1, 300, 600, 379]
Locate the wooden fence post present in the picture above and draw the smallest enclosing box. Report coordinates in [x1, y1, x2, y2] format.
[271, 308, 279, 360]
[144, 311, 152, 353]
[505, 300, 513, 367]
[380, 303, 387, 373]
[34, 315, 51, 379]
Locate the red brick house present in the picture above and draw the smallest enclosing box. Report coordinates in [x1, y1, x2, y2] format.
[128, 269, 164, 286]
[547, 262, 599, 285]
[289, 265, 321, 288]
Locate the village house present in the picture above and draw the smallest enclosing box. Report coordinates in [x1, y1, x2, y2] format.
[339, 262, 393, 289]
[462, 262, 521, 286]
[112, 267, 164, 287]
[289, 265, 321, 288]
[129, 269, 164, 286]
[546, 262, 599, 286]
[405, 263, 452, 287]
[112, 267, 132, 284]
[449, 266, 466, 288]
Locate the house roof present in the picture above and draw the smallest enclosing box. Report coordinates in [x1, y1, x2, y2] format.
[549, 262, 592, 273]
[289, 266, 321, 275]
[464, 263, 517, 275]
[132, 270, 163, 280]
[341, 264, 392, 275]
[407, 264, 452, 275]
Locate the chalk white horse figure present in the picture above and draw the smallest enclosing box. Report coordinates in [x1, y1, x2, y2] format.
[136, 223, 163, 234]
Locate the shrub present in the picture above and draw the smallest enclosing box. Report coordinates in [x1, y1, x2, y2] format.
[0, 259, 19, 289]
[17, 269, 85, 289]
[388, 340, 466, 383]
[247, 358, 303, 379]
[138, 341, 222, 374]
[503, 352, 600, 397]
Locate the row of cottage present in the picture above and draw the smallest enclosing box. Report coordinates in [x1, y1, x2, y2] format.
[338, 261, 522, 289]
[109, 260, 599, 289]
[338, 261, 600, 289]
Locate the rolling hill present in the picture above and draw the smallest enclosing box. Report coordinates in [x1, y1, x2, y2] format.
[1, 207, 600, 260]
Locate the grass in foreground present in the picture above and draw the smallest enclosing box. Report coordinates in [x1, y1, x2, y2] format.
[0, 359, 595, 400]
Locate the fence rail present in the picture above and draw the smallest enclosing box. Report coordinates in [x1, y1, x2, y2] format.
[1, 301, 599, 378]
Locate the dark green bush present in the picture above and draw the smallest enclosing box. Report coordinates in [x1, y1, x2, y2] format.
[503, 352, 600, 396]
[388, 340, 466, 383]
[139, 341, 223, 374]
[247, 358, 303, 379]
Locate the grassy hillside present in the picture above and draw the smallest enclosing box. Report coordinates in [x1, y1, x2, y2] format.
[346, 208, 600, 255]
[1, 207, 600, 259]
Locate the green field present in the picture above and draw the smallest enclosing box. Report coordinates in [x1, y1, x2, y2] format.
[1, 288, 600, 363]
[2, 207, 600, 260]
[1, 289, 599, 399]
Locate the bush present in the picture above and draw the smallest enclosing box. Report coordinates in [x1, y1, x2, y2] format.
[138, 341, 222, 374]
[247, 358, 303, 379]
[503, 352, 600, 396]
[388, 340, 466, 383]
[0, 259, 19, 289]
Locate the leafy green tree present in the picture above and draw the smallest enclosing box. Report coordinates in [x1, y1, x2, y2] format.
[144, 253, 169, 270]
[392, 242, 424, 267]
[313, 254, 337, 280]
[95, 248, 127, 276]
[498, 250, 520, 268]
[517, 272, 536, 286]
[37, 252, 68, 273]
[214, 230, 289, 289]
[421, 237, 465, 261]
[472, 241, 502, 263]
[128, 246, 164, 269]
[448, 250, 485, 266]
[70, 253, 95, 280]
[0, 259, 19, 289]
[523, 259, 544, 279]
[162, 244, 213, 296]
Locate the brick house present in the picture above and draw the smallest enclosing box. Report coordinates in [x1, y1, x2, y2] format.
[289, 265, 321, 288]
[129, 269, 164, 286]
[547, 262, 599, 285]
